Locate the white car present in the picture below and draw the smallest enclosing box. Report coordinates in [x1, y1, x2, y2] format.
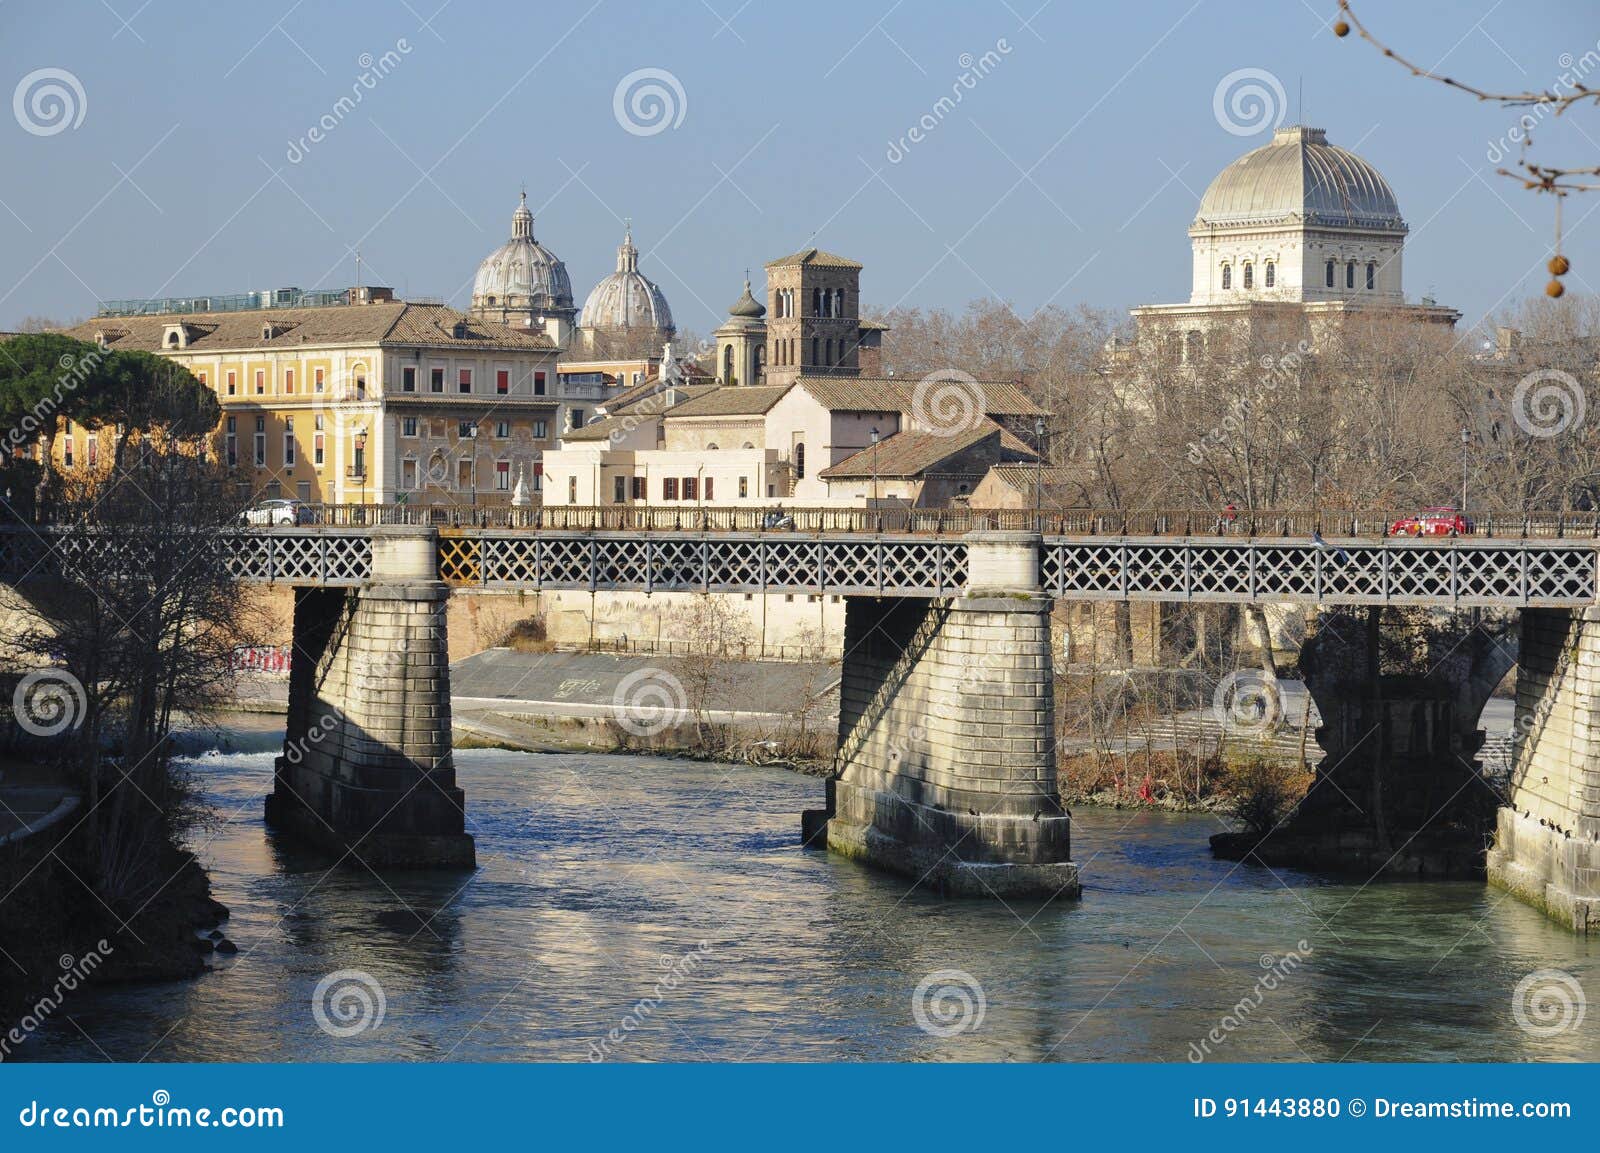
[239, 498, 303, 527]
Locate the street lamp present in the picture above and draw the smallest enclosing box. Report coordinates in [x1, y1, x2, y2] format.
[869, 426, 880, 511]
[1460, 426, 1471, 513]
[1033, 416, 1046, 525]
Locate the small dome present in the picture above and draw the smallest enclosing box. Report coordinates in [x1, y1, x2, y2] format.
[1195, 126, 1404, 232]
[578, 225, 674, 334]
[471, 192, 574, 313]
[728, 279, 765, 318]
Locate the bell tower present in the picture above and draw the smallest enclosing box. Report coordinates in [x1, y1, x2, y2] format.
[713, 278, 767, 386]
[763, 248, 862, 387]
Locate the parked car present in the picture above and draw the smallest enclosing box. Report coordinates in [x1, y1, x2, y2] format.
[239, 498, 304, 527]
[1389, 507, 1475, 537]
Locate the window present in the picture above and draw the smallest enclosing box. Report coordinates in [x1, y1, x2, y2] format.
[1326, 260, 1335, 288]
[1242, 263, 1253, 289]
[402, 366, 417, 392]
[812, 287, 821, 315]
[402, 417, 418, 437]
[224, 416, 236, 468]
[283, 417, 295, 466]
[631, 476, 646, 500]
[704, 477, 714, 501]
[534, 420, 547, 439]
[1221, 264, 1231, 290]
[570, 408, 585, 428]
[226, 370, 236, 396]
[1366, 261, 1376, 290]
[1265, 261, 1275, 288]
[86, 436, 98, 468]
[459, 367, 473, 393]
[682, 477, 697, 500]
[613, 475, 626, 503]
[313, 427, 325, 467]
[255, 369, 265, 395]
[825, 338, 833, 365]
[354, 371, 365, 397]
[534, 371, 546, 396]
[63, 437, 74, 467]
[265, 480, 281, 499]
[567, 476, 578, 504]
[495, 420, 509, 438]
[811, 336, 819, 365]
[284, 368, 295, 394]
[663, 477, 679, 500]
[738, 476, 748, 499]
[1346, 261, 1355, 289]
[497, 461, 511, 491]
[402, 459, 417, 489]
[794, 443, 805, 479]
[314, 367, 324, 392]
[430, 367, 445, 393]
[458, 420, 475, 439]
[253, 425, 266, 468]
[496, 369, 509, 395]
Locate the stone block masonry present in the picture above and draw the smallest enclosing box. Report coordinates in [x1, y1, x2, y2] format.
[265, 526, 475, 868]
[1487, 607, 1600, 932]
[806, 533, 1080, 898]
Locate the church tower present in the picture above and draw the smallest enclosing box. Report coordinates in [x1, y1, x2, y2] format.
[713, 279, 767, 386]
[763, 248, 863, 387]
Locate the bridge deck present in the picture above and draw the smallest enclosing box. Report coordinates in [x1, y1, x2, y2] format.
[3, 527, 1594, 606]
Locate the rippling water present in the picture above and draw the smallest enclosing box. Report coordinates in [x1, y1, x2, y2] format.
[17, 732, 1600, 1062]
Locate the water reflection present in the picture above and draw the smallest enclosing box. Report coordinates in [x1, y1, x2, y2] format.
[15, 741, 1600, 1062]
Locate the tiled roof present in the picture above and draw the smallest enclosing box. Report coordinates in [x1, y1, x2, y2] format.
[819, 424, 998, 479]
[62, 302, 556, 353]
[764, 247, 863, 269]
[663, 384, 791, 419]
[795, 376, 1047, 417]
[605, 382, 716, 415]
[562, 413, 654, 442]
[979, 464, 1081, 490]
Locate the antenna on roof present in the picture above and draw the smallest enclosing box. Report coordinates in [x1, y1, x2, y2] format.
[354, 248, 363, 288]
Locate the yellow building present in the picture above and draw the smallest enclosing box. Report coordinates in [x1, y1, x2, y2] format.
[62, 288, 565, 507]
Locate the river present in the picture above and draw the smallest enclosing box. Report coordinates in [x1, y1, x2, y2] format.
[15, 726, 1599, 1062]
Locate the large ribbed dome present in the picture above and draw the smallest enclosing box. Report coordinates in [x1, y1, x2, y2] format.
[1194, 126, 1405, 232]
[578, 226, 674, 335]
[471, 193, 574, 313]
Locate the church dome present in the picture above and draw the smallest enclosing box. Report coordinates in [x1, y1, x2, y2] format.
[1194, 126, 1405, 232]
[578, 226, 674, 335]
[471, 192, 574, 314]
[727, 279, 765, 319]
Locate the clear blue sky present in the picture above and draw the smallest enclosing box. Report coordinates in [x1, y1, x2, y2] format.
[2, 0, 1595, 336]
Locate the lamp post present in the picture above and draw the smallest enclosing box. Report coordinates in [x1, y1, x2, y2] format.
[1460, 425, 1470, 513]
[869, 426, 880, 513]
[1033, 415, 1046, 527]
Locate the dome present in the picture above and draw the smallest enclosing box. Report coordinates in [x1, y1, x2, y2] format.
[1194, 126, 1405, 232]
[728, 279, 765, 319]
[578, 226, 674, 334]
[470, 193, 574, 314]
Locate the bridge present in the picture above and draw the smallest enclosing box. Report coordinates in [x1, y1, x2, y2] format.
[3, 513, 1597, 931]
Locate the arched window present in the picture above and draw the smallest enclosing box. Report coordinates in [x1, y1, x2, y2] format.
[1264, 261, 1275, 288]
[811, 336, 819, 365]
[1242, 262, 1253, 289]
[1325, 260, 1335, 288]
[723, 344, 734, 380]
[1221, 264, 1232, 290]
[835, 288, 844, 316]
[795, 443, 805, 479]
[1366, 262, 1376, 290]
[825, 338, 834, 365]
[706, 443, 719, 451]
[812, 288, 822, 315]
[1345, 261, 1355, 289]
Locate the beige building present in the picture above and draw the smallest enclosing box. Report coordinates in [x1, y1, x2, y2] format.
[64, 293, 564, 507]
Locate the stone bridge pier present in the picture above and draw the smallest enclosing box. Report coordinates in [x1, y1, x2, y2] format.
[1213, 610, 1514, 878]
[1488, 607, 1600, 932]
[804, 532, 1080, 898]
[264, 525, 475, 868]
